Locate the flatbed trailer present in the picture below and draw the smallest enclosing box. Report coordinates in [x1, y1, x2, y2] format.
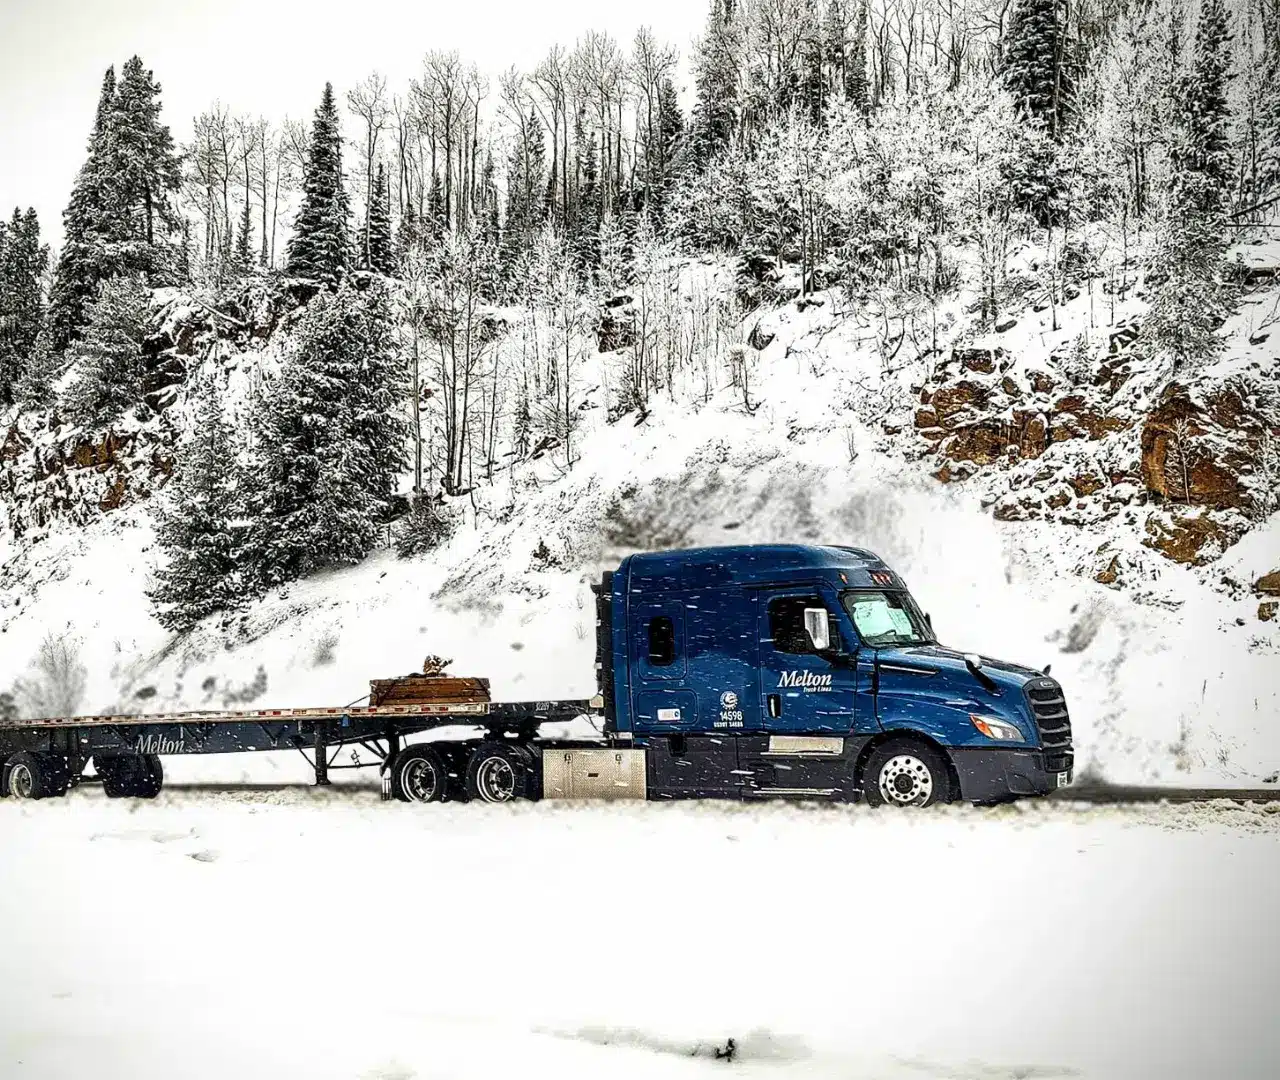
[0, 544, 1074, 806]
[0, 697, 601, 800]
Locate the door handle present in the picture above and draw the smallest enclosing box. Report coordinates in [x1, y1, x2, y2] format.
[767, 694, 781, 718]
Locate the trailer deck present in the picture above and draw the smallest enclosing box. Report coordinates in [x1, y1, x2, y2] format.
[0, 696, 601, 799]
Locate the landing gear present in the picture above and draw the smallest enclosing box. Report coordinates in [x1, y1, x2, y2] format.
[98, 754, 164, 799]
[2, 752, 72, 800]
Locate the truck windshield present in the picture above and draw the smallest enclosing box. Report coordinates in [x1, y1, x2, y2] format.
[841, 590, 933, 647]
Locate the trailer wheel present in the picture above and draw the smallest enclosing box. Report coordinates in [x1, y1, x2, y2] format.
[861, 739, 950, 808]
[390, 744, 448, 804]
[465, 741, 532, 803]
[99, 755, 164, 799]
[2, 752, 69, 800]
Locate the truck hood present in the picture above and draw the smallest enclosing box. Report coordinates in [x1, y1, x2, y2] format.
[876, 644, 1045, 694]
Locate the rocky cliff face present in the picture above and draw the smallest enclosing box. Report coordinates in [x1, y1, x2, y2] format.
[911, 266, 1278, 597]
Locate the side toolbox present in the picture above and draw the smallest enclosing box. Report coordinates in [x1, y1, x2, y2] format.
[542, 748, 646, 800]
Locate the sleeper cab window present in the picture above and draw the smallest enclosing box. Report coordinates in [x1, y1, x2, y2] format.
[769, 596, 825, 655]
[648, 616, 676, 666]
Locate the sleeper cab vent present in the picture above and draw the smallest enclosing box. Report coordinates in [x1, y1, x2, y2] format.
[592, 571, 616, 721]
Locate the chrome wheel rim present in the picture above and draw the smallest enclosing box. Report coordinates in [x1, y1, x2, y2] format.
[401, 758, 440, 803]
[476, 757, 516, 802]
[8, 763, 34, 799]
[878, 754, 933, 806]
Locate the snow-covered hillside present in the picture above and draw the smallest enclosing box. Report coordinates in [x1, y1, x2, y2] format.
[2, 238, 1278, 787]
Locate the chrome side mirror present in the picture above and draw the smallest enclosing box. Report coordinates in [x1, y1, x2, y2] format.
[804, 608, 830, 652]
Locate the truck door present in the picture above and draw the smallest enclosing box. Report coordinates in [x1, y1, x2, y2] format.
[741, 587, 862, 798]
[755, 588, 855, 733]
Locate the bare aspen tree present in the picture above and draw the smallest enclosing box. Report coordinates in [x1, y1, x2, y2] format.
[348, 72, 391, 265]
[531, 46, 570, 228]
[255, 117, 273, 265]
[276, 117, 310, 268]
[391, 95, 415, 218]
[573, 31, 624, 209]
[233, 113, 263, 264]
[422, 51, 465, 231]
[629, 27, 677, 213]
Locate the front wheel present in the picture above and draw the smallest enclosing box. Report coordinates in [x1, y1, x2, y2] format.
[861, 740, 951, 808]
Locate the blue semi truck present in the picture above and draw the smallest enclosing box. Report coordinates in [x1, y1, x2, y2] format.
[0, 544, 1072, 805]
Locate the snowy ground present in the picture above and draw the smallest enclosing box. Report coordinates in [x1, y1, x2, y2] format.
[2, 791, 1278, 1080]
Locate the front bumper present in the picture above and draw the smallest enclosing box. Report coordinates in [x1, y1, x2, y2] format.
[951, 747, 1073, 801]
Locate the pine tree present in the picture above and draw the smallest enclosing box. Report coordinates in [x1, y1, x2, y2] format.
[690, 0, 740, 165]
[108, 56, 183, 271]
[48, 67, 118, 352]
[242, 281, 406, 588]
[426, 174, 447, 244]
[233, 198, 253, 275]
[65, 275, 150, 426]
[574, 134, 602, 277]
[847, 0, 870, 112]
[1261, 1, 1280, 196]
[148, 374, 243, 631]
[365, 162, 396, 275]
[1146, 0, 1234, 372]
[0, 208, 49, 407]
[397, 198, 420, 267]
[476, 151, 502, 248]
[504, 114, 546, 263]
[286, 83, 351, 287]
[1003, 0, 1073, 140]
[14, 330, 61, 409]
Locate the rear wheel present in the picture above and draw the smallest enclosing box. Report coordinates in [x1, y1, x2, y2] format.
[465, 741, 533, 804]
[389, 744, 449, 804]
[2, 752, 70, 800]
[861, 740, 950, 808]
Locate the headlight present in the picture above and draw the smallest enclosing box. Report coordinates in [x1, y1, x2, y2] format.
[970, 714, 1025, 742]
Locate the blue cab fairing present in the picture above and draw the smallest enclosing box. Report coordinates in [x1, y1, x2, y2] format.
[605, 544, 1072, 801]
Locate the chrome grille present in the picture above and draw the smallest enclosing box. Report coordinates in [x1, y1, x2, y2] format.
[1025, 678, 1073, 773]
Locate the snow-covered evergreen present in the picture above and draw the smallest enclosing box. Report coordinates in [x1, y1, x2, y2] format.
[241, 280, 405, 589]
[1145, 0, 1235, 372]
[364, 162, 395, 275]
[0, 208, 48, 406]
[286, 83, 351, 287]
[64, 275, 151, 426]
[148, 373, 242, 630]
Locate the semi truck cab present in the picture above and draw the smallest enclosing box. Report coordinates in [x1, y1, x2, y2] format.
[595, 544, 1073, 806]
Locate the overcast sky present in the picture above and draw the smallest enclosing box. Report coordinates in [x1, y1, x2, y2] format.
[0, 0, 705, 252]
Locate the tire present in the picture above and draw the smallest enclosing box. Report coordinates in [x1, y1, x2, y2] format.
[514, 742, 543, 801]
[465, 741, 533, 804]
[389, 744, 449, 804]
[860, 739, 951, 808]
[98, 754, 164, 799]
[2, 752, 69, 800]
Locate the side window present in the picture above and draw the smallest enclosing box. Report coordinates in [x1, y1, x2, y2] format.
[768, 596, 825, 655]
[648, 616, 676, 666]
